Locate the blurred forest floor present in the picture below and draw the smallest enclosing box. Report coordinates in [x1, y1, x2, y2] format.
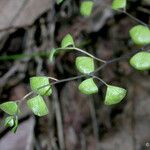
[0, 0, 150, 150]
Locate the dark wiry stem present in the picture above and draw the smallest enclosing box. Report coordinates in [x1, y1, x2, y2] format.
[119, 10, 150, 27]
[18, 46, 149, 102]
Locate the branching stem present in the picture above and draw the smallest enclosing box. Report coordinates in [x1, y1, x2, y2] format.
[56, 47, 106, 63]
[17, 46, 149, 103]
[120, 10, 150, 27]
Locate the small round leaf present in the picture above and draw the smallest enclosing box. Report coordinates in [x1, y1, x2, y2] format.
[0, 102, 18, 115]
[61, 34, 74, 48]
[112, 0, 126, 10]
[27, 95, 49, 117]
[112, 0, 127, 10]
[79, 78, 98, 95]
[129, 25, 150, 45]
[104, 85, 127, 105]
[56, 0, 63, 4]
[30, 76, 52, 96]
[4, 116, 15, 127]
[130, 52, 150, 70]
[76, 56, 95, 74]
[80, 1, 94, 17]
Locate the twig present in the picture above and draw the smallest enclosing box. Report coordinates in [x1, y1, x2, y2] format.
[53, 87, 65, 150]
[0, 63, 19, 87]
[80, 133, 87, 150]
[0, 51, 50, 61]
[88, 99, 99, 146]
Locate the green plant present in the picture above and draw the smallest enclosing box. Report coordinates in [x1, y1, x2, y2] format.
[0, 0, 150, 133]
[56, 0, 64, 4]
[80, 1, 94, 17]
[112, 0, 126, 10]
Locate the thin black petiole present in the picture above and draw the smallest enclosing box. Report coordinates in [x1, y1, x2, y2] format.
[92, 75, 108, 86]
[18, 75, 86, 102]
[121, 10, 149, 27]
[55, 47, 107, 63]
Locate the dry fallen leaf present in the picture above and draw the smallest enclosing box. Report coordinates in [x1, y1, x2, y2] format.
[0, 0, 51, 31]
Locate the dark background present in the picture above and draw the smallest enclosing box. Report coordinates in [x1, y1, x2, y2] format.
[0, 0, 150, 150]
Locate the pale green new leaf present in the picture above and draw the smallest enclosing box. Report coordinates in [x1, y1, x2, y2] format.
[27, 95, 49, 117]
[104, 85, 127, 105]
[30, 76, 52, 96]
[130, 52, 150, 71]
[112, 0, 126, 10]
[4, 116, 14, 127]
[56, 0, 64, 4]
[129, 25, 150, 45]
[80, 1, 94, 16]
[0, 102, 18, 115]
[76, 56, 95, 74]
[11, 116, 18, 133]
[4, 116, 19, 133]
[79, 78, 98, 95]
[61, 34, 75, 48]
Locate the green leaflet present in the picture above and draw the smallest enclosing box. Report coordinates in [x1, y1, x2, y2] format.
[79, 78, 98, 95]
[80, 1, 94, 16]
[61, 34, 75, 48]
[4, 116, 19, 133]
[4, 116, 15, 127]
[27, 95, 49, 117]
[130, 52, 150, 71]
[30, 76, 52, 96]
[112, 0, 126, 10]
[76, 56, 95, 74]
[104, 85, 127, 105]
[0, 102, 18, 115]
[56, 0, 64, 4]
[49, 34, 75, 63]
[129, 25, 150, 45]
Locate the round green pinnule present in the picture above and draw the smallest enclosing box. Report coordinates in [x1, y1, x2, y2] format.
[80, 1, 94, 16]
[61, 34, 74, 48]
[78, 78, 98, 95]
[75, 56, 95, 74]
[112, 0, 126, 10]
[4, 116, 15, 127]
[130, 52, 150, 71]
[129, 25, 150, 45]
[27, 95, 49, 117]
[104, 85, 127, 105]
[0, 102, 18, 115]
[30, 76, 52, 96]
